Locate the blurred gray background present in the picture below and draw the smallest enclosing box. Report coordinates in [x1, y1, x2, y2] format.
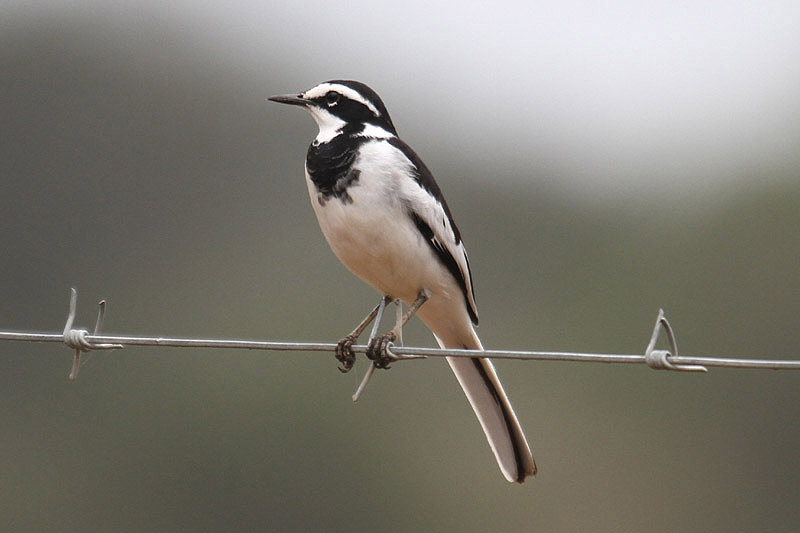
[2, 1, 799, 531]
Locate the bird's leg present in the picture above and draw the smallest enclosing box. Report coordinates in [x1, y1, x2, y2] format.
[335, 295, 392, 373]
[367, 289, 430, 369]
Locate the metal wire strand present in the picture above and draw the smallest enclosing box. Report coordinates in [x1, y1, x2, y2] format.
[0, 290, 798, 376]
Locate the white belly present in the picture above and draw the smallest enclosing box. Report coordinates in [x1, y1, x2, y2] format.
[306, 171, 452, 305]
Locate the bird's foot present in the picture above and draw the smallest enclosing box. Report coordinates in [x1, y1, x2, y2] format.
[335, 334, 358, 373]
[366, 330, 397, 369]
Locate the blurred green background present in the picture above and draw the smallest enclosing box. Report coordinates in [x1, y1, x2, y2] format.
[2, 2, 799, 531]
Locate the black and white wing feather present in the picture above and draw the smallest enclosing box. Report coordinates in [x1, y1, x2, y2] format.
[388, 137, 479, 325]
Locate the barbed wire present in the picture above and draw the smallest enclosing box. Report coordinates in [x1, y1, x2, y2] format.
[2, 289, 799, 387]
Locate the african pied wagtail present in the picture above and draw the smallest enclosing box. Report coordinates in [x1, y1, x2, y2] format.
[269, 80, 536, 483]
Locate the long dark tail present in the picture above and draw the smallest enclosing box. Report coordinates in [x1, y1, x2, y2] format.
[438, 329, 536, 483]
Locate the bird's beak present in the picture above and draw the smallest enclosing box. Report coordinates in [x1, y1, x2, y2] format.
[268, 93, 308, 106]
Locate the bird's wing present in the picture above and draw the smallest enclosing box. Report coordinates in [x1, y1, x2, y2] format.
[388, 137, 479, 324]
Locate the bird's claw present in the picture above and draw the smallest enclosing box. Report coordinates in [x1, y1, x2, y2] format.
[335, 334, 357, 373]
[366, 331, 397, 369]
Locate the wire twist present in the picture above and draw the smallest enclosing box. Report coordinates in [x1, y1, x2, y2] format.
[62, 288, 123, 381]
[643, 309, 707, 372]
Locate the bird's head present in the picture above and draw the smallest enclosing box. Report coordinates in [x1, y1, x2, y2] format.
[269, 80, 397, 142]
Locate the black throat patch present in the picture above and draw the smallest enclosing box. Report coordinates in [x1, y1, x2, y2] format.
[306, 135, 361, 205]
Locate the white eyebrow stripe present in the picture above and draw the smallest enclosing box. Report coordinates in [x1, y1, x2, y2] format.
[303, 83, 381, 117]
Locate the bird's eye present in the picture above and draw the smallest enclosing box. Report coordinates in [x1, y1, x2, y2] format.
[325, 91, 340, 106]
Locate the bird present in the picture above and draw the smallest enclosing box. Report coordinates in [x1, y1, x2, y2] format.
[268, 80, 536, 483]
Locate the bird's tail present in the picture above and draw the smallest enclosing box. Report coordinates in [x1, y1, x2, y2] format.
[438, 328, 537, 483]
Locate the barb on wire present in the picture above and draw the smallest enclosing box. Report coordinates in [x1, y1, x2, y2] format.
[351, 296, 389, 403]
[0, 289, 798, 381]
[62, 288, 123, 381]
[643, 309, 707, 372]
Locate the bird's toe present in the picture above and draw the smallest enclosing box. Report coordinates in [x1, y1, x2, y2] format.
[335, 335, 357, 373]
